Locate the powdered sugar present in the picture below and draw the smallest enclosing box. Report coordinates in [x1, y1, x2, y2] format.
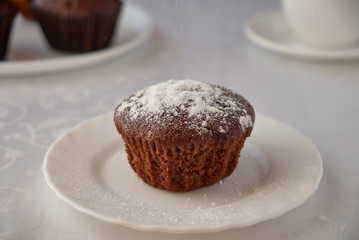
[116, 79, 254, 132]
[240, 115, 252, 128]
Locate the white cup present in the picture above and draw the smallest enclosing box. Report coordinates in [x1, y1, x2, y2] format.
[281, 0, 359, 47]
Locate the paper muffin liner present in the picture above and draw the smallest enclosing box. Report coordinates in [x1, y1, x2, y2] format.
[31, 5, 121, 52]
[121, 132, 251, 192]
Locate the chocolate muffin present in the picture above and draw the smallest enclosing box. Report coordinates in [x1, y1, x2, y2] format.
[11, 0, 35, 19]
[0, 0, 18, 60]
[31, 0, 122, 52]
[114, 79, 255, 192]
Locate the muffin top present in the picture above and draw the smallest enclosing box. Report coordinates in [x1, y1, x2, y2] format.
[31, 0, 121, 13]
[114, 79, 255, 145]
[0, 0, 18, 17]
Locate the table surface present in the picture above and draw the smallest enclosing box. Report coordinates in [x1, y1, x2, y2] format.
[1, 0, 358, 239]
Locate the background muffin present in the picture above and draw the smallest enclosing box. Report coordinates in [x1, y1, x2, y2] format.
[11, 0, 35, 19]
[31, 0, 122, 52]
[114, 79, 255, 192]
[0, 0, 18, 60]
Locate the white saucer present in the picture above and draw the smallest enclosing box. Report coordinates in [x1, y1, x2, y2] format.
[244, 10, 359, 59]
[43, 112, 322, 233]
[0, 3, 152, 76]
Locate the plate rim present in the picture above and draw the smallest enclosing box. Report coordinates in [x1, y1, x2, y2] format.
[0, 3, 152, 76]
[244, 10, 359, 60]
[43, 112, 323, 233]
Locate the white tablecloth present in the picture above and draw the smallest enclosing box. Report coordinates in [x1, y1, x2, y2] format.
[1, 0, 358, 239]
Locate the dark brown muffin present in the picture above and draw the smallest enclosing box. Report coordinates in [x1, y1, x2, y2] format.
[114, 79, 255, 192]
[11, 0, 35, 20]
[31, 0, 122, 52]
[0, 0, 18, 60]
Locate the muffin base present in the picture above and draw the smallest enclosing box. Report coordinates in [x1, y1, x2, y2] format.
[32, 6, 121, 52]
[0, 17, 16, 60]
[121, 132, 252, 192]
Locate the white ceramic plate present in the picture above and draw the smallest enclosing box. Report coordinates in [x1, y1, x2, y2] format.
[0, 3, 152, 76]
[244, 10, 359, 59]
[43, 112, 322, 233]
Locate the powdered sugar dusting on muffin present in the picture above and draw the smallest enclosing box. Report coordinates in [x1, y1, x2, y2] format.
[116, 79, 253, 132]
[240, 115, 253, 129]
